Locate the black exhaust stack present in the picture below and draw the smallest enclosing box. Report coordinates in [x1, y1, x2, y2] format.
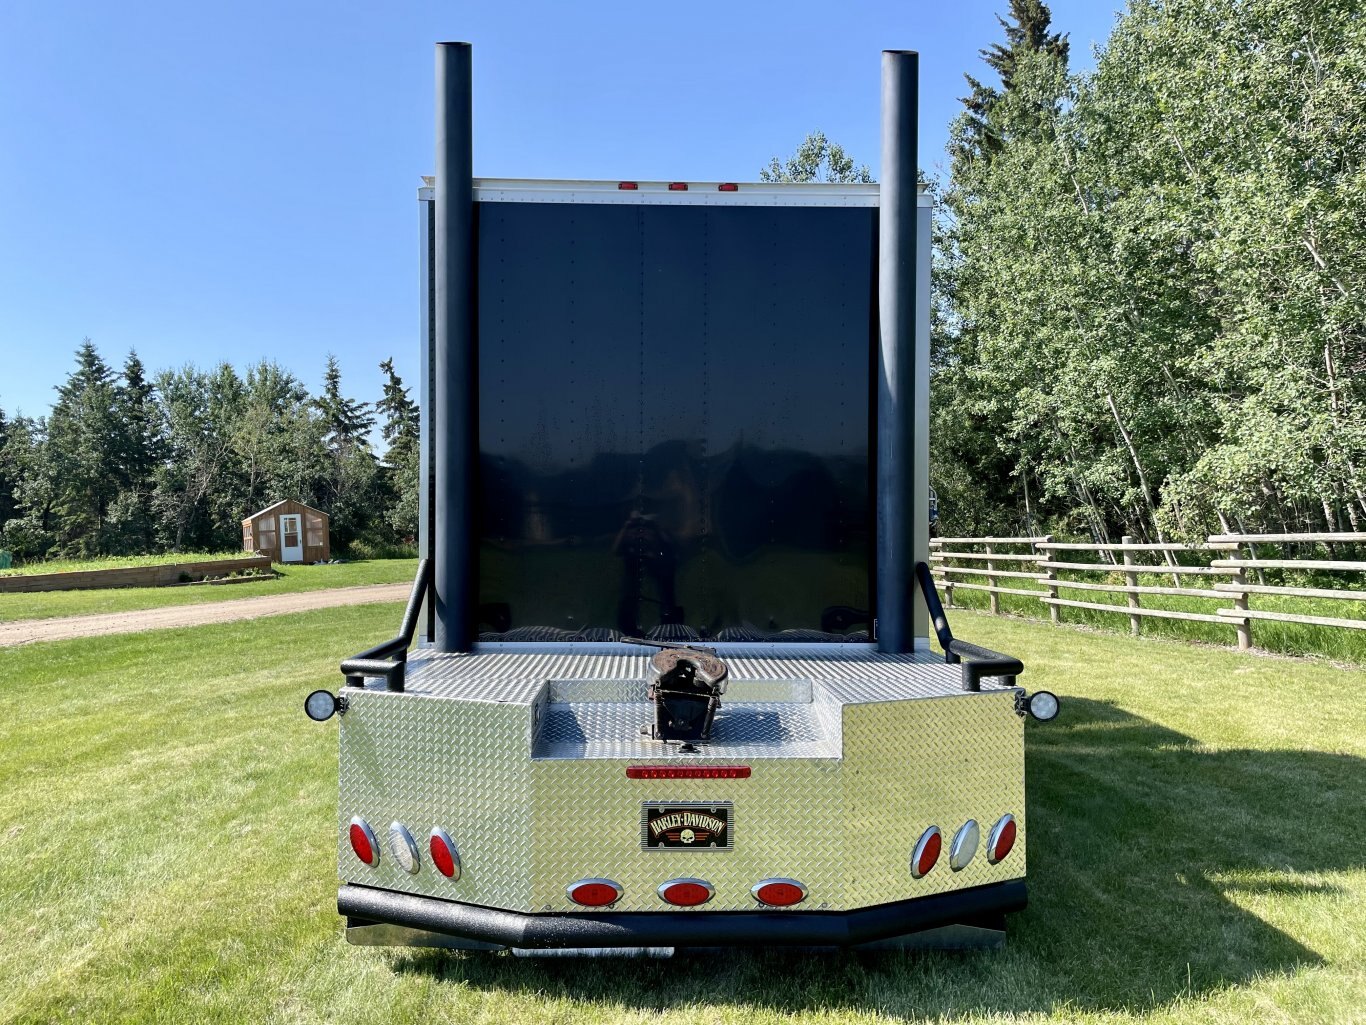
[876, 50, 922, 653]
[433, 42, 476, 653]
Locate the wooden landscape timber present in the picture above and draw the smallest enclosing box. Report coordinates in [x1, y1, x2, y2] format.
[0, 555, 273, 594]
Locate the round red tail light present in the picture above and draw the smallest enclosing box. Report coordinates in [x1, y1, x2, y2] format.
[752, 879, 807, 907]
[910, 825, 942, 878]
[348, 817, 379, 867]
[429, 827, 461, 880]
[658, 878, 714, 906]
[987, 814, 1017, 864]
[567, 878, 623, 907]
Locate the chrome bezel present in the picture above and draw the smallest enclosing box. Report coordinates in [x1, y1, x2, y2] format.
[987, 814, 1017, 864]
[566, 878, 623, 907]
[909, 825, 942, 879]
[657, 878, 715, 906]
[428, 827, 462, 881]
[348, 816, 380, 867]
[304, 689, 338, 722]
[388, 822, 421, 874]
[751, 878, 808, 907]
[949, 819, 980, 872]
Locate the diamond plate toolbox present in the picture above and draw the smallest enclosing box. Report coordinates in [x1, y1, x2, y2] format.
[337, 648, 1026, 913]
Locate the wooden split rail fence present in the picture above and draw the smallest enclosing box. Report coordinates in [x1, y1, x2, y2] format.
[929, 533, 1366, 650]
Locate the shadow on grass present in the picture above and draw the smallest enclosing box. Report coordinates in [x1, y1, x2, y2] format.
[385, 698, 1360, 1018]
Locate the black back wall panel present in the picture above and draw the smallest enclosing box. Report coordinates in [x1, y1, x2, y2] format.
[475, 200, 875, 641]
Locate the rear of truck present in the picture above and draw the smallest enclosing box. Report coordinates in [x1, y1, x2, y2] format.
[316, 46, 1047, 953]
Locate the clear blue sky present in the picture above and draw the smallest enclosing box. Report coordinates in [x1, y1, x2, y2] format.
[0, 1, 1120, 420]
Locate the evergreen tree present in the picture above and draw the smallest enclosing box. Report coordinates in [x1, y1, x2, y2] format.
[0, 408, 14, 529]
[377, 357, 421, 541]
[314, 354, 375, 451]
[107, 350, 163, 551]
[46, 340, 121, 555]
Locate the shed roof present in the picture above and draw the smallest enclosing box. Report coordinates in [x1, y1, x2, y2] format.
[243, 499, 326, 523]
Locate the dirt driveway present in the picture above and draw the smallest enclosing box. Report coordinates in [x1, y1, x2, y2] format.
[0, 583, 411, 647]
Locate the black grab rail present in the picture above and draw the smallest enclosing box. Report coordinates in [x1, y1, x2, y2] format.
[914, 561, 1024, 691]
[340, 559, 430, 692]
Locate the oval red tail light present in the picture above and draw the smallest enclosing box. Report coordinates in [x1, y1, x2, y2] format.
[348, 817, 379, 867]
[910, 825, 942, 878]
[659, 878, 714, 906]
[752, 879, 807, 907]
[567, 878, 623, 907]
[988, 814, 1017, 864]
[429, 828, 461, 880]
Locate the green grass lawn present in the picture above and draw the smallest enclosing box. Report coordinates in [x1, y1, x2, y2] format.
[3, 607, 1363, 1024]
[0, 558, 418, 623]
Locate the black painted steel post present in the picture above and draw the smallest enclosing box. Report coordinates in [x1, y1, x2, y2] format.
[434, 42, 476, 652]
[877, 50, 920, 653]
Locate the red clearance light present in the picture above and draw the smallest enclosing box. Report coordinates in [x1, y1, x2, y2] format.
[659, 878, 714, 907]
[567, 878, 623, 907]
[348, 817, 379, 868]
[429, 827, 461, 880]
[718, 183, 739, 192]
[618, 182, 638, 190]
[752, 878, 807, 907]
[910, 825, 942, 879]
[626, 765, 751, 780]
[987, 814, 1018, 864]
[668, 182, 688, 191]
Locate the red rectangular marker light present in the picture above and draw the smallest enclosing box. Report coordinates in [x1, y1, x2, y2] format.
[618, 182, 638, 190]
[626, 766, 751, 780]
[718, 183, 739, 192]
[668, 182, 688, 191]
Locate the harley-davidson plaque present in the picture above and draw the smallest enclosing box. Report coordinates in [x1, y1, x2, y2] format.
[641, 803, 733, 851]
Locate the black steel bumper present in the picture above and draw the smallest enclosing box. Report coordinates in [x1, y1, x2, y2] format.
[338, 879, 1026, 949]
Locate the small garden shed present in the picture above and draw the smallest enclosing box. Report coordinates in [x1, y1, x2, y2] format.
[242, 500, 329, 564]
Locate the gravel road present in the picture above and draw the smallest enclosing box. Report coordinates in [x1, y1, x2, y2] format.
[0, 583, 411, 647]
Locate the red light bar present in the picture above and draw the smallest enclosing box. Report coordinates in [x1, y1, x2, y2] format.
[627, 765, 751, 780]
[718, 183, 739, 192]
[618, 182, 638, 190]
[668, 182, 688, 191]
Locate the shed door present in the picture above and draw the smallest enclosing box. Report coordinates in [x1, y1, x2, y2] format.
[279, 514, 304, 562]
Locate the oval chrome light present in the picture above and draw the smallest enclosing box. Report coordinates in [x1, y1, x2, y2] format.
[429, 828, 461, 880]
[658, 878, 714, 907]
[987, 814, 1018, 864]
[950, 819, 980, 871]
[388, 822, 420, 874]
[752, 878, 807, 907]
[567, 878, 623, 907]
[347, 816, 379, 867]
[910, 825, 942, 879]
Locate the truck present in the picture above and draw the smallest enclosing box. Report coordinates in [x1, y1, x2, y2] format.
[303, 42, 1059, 955]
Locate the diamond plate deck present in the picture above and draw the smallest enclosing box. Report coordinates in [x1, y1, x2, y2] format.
[339, 644, 1026, 913]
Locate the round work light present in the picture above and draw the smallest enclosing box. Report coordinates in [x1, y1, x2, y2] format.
[1027, 691, 1060, 722]
[388, 822, 420, 874]
[304, 689, 338, 722]
[949, 819, 980, 872]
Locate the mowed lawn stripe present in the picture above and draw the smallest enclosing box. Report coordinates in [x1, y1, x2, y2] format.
[2, 606, 1363, 1024]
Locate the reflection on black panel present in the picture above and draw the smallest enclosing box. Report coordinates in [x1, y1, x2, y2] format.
[475, 201, 875, 641]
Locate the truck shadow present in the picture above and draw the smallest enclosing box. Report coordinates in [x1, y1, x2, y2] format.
[389, 698, 1361, 1018]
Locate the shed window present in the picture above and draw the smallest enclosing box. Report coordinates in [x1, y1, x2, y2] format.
[306, 512, 324, 547]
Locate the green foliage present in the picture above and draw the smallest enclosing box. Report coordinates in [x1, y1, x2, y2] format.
[2, 340, 416, 564]
[936, 0, 1366, 542]
[760, 130, 873, 184]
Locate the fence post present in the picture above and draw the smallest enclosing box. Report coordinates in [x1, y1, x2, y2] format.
[1121, 534, 1141, 636]
[1226, 540, 1252, 651]
[985, 540, 999, 615]
[1042, 534, 1059, 624]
